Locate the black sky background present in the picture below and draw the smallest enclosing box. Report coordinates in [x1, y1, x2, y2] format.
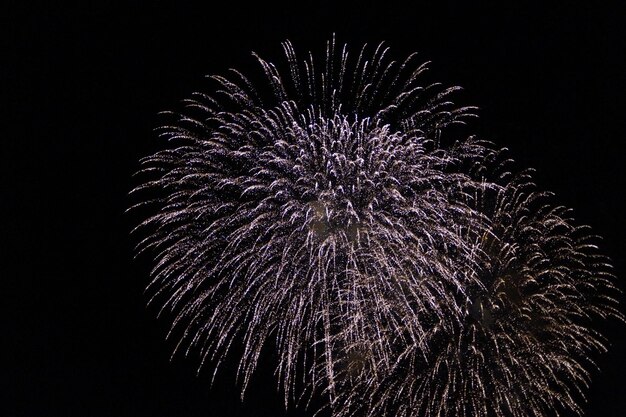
[3, 1, 626, 416]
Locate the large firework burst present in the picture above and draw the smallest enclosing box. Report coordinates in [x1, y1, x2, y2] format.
[130, 38, 622, 417]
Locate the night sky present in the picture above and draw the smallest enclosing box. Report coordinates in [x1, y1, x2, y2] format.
[4, 1, 626, 416]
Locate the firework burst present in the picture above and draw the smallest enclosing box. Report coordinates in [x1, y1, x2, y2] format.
[325, 164, 622, 417]
[130, 38, 622, 417]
